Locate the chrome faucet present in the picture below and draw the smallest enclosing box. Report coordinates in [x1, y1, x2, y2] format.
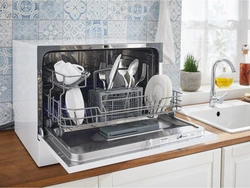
[209, 59, 236, 108]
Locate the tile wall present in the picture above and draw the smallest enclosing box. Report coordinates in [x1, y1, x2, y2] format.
[0, 0, 181, 127]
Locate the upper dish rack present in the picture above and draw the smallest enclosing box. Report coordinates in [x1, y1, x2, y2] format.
[44, 68, 91, 89]
[43, 68, 182, 137]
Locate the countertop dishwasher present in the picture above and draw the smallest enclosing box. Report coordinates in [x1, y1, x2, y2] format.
[13, 40, 217, 173]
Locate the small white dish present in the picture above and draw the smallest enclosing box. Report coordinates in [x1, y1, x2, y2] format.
[145, 75, 172, 112]
[244, 97, 250, 102]
[65, 88, 85, 125]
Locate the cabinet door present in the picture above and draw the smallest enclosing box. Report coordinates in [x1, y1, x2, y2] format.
[99, 149, 221, 187]
[222, 141, 250, 188]
[45, 176, 98, 188]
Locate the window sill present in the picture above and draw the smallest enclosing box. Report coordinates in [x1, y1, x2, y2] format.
[181, 82, 250, 105]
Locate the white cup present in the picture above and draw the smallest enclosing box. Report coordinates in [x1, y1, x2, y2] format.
[54, 60, 65, 82]
[54, 60, 84, 85]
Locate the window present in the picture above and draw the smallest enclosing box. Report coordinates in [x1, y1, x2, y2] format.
[181, 0, 250, 84]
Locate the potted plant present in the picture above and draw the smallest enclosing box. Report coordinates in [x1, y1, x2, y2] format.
[180, 54, 201, 92]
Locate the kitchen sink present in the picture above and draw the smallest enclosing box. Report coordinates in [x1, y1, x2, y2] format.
[180, 100, 250, 133]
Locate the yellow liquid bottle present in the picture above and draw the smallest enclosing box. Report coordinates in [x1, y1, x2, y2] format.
[215, 67, 233, 88]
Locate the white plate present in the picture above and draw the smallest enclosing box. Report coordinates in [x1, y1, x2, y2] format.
[106, 64, 125, 88]
[161, 74, 173, 106]
[107, 54, 121, 89]
[145, 75, 172, 112]
[65, 88, 85, 125]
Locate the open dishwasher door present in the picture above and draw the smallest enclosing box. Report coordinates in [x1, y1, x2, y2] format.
[40, 114, 217, 174]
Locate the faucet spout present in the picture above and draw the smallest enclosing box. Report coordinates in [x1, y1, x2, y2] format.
[209, 59, 236, 108]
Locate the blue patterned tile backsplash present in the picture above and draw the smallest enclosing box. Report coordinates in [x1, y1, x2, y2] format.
[147, 21, 158, 41]
[128, 0, 147, 20]
[0, 0, 12, 19]
[0, 20, 12, 47]
[108, 21, 127, 41]
[87, 0, 108, 20]
[64, 0, 87, 20]
[39, 20, 63, 40]
[86, 20, 108, 40]
[40, 0, 64, 19]
[13, 0, 39, 19]
[0, 48, 12, 75]
[108, 0, 128, 20]
[63, 20, 86, 42]
[127, 21, 146, 41]
[0, 102, 12, 125]
[147, 0, 159, 20]
[0, 0, 182, 127]
[169, 0, 181, 22]
[0, 75, 11, 103]
[13, 20, 38, 40]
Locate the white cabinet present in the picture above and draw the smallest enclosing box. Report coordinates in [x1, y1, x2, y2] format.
[45, 176, 98, 188]
[45, 148, 223, 187]
[222, 141, 250, 188]
[42, 141, 250, 187]
[99, 149, 221, 187]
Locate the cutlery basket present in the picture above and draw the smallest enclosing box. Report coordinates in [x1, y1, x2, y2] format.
[88, 87, 143, 122]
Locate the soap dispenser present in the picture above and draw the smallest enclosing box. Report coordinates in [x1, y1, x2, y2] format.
[215, 66, 233, 88]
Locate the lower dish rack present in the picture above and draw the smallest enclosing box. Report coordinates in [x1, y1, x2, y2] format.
[44, 87, 182, 137]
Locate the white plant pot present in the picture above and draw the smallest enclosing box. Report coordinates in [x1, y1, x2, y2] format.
[180, 71, 201, 92]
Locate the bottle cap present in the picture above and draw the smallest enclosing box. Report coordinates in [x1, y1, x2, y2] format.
[242, 44, 249, 54]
